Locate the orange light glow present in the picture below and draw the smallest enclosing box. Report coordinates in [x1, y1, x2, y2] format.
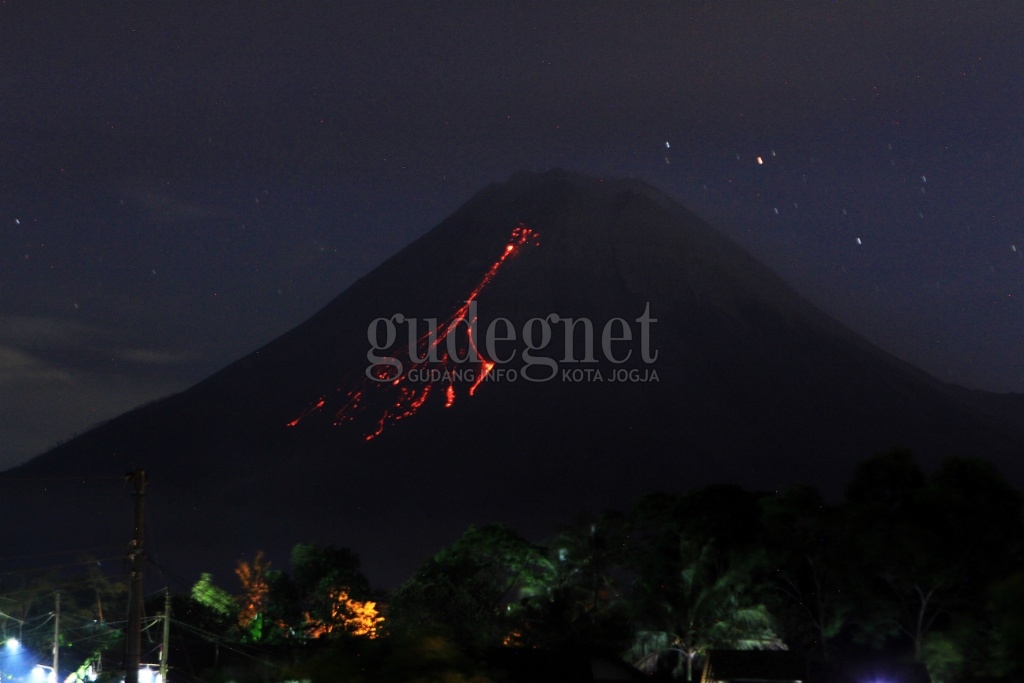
[235, 551, 271, 631]
[287, 224, 539, 439]
[503, 630, 525, 647]
[304, 589, 384, 639]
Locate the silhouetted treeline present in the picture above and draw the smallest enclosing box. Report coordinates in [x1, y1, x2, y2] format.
[381, 449, 1024, 682]
[3, 450, 1021, 683]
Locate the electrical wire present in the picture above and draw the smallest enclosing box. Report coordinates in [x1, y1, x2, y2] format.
[146, 560, 202, 594]
[0, 546, 122, 564]
[0, 556, 123, 578]
[169, 619, 287, 670]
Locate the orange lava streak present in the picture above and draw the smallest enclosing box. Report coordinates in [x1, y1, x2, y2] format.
[463, 224, 538, 303]
[286, 397, 327, 427]
[287, 224, 539, 439]
[469, 360, 495, 396]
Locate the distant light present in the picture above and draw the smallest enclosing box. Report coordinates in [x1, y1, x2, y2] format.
[30, 665, 55, 683]
[137, 666, 161, 683]
[856, 238, 862, 245]
[756, 156, 763, 165]
[5, 637, 18, 652]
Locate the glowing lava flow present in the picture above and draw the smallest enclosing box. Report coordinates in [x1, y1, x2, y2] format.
[288, 224, 539, 440]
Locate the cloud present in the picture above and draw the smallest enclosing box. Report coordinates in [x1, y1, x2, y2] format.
[117, 348, 191, 365]
[0, 315, 107, 350]
[0, 315, 191, 367]
[0, 364, 185, 470]
[134, 190, 224, 221]
[114, 181, 226, 224]
[0, 315, 197, 469]
[0, 345, 72, 383]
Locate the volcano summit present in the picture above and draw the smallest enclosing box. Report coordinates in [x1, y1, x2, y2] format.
[5, 170, 1024, 587]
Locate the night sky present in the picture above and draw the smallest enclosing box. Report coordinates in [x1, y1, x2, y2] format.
[2, 2, 1023, 470]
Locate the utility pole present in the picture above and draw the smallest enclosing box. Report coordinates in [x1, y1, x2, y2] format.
[52, 591, 60, 680]
[125, 471, 146, 683]
[159, 590, 170, 683]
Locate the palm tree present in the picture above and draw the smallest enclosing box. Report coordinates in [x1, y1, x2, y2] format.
[631, 537, 783, 681]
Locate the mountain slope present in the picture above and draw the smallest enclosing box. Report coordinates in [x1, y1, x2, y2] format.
[5, 170, 1023, 587]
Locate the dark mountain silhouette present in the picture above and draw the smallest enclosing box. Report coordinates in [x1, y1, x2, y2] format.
[4, 170, 1023, 588]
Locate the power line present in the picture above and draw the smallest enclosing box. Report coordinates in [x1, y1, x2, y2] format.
[0, 545, 122, 564]
[0, 575, 124, 601]
[0, 555, 123, 578]
[146, 560, 201, 594]
[169, 619, 287, 671]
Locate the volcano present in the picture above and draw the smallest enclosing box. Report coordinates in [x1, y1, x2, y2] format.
[5, 170, 1024, 588]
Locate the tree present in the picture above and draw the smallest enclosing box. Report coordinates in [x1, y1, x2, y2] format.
[387, 525, 552, 651]
[988, 573, 1024, 678]
[521, 512, 634, 652]
[845, 451, 1024, 663]
[287, 543, 379, 640]
[626, 490, 782, 681]
[918, 457, 1024, 680]
[235, 550, 271, 639]
[304, 588, 384, 639]
[844, 449, 946, 658]
[760, 485, 854, 657]
[191, 573, 237, 620]
[291, 544, 372, 602]
[262, 568, 302, 641]
[74, 555, 126, 625]
[0, 563, 126, 680]
[630, 536, 782, 681]
[844, 448, 925, 511]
